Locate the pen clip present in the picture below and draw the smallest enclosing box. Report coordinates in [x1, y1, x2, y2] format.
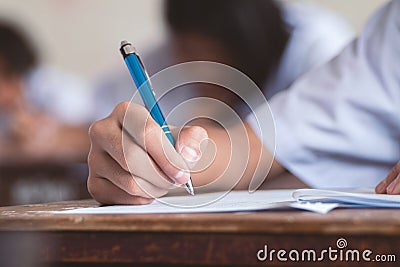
[136, 53, 156, 97]
[135, 54, 150, 81]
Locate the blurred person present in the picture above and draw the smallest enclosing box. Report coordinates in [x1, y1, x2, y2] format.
[0, 21, 90, 162]
[86, 0, 399, 205]
[94, 0, 354, 120]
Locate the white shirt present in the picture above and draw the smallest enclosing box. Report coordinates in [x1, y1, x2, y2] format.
[260, 0, 400, 188]
[266, 0, 354, 99]
[25, 66, 94, 126]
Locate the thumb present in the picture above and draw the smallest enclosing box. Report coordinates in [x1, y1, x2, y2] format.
[173, 125, 208, 163]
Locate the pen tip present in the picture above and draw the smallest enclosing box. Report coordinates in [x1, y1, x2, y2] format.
[185, 179, 195, 196]
[185, 185, 195, 196]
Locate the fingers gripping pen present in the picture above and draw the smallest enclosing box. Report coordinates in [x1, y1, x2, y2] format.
[119, 40, 194, 195]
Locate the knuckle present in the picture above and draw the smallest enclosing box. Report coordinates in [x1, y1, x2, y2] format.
[113, 147, 129, 171]
[114, 101, 130, 115]
[87, 149, 97, 168]
[87, 154, 95, 169]
[181, 126, 208, 144]
[124, 145, 141, 167]
[88, 120, 105, 141]
[86, 176, 99, 199]
[116, 101, 148, 120]
[395, 161, 400, 172]
[133, 102, 150, 114]
[124, 104, 153, 142]
[142, 119, 161, 143]
[124, 177, 140, 196]
[145, 120, 159, 136]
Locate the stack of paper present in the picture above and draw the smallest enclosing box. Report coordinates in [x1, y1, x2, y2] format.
[294, 189, 400, 208]
[56, 189, 400, 215]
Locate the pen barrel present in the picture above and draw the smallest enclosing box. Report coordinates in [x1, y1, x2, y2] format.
[149, 102, 175, 145]
[124, 54, 175, 146]
[161, 125, 175, 145]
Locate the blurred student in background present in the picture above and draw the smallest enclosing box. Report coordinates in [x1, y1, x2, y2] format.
[94, 0, 354, 120]
[0, 21, 90, 162]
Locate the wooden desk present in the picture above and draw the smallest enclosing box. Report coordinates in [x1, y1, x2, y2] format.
[0, 200, 399, 267]
[0, 161, 90, 206]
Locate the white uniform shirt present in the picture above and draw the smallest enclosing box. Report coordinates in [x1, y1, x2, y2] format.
[261, 0, 400, 188]
[25, 66, 94, 126]
[266, 1, 354, 99]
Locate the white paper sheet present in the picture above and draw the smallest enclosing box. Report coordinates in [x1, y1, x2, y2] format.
[56, 190, 338, 215]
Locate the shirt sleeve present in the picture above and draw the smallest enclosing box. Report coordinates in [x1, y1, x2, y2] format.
[265, 1, 355, 99]
[266, 0, 400, 188]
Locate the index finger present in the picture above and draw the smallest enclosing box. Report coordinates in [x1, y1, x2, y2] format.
[113, 102, 191, 184]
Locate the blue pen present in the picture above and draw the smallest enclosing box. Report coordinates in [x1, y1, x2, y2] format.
[119, 40, 194, 195]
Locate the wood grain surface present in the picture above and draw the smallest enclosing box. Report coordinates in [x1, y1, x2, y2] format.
[0, 199, 399, 266]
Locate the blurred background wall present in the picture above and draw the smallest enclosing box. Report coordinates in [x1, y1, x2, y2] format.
[0, 0, 385, 83]
[0, 0, 166, 81]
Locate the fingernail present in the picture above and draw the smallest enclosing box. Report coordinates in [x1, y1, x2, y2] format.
[375, 181, 386, 193]
[386, 180, 396, 194]
[387, 176, 400, 194]
[174, 170, 190, 184]
[181, 146, 200, 162]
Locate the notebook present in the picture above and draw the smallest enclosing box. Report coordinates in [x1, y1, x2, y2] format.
[55, 189, 400, 215]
